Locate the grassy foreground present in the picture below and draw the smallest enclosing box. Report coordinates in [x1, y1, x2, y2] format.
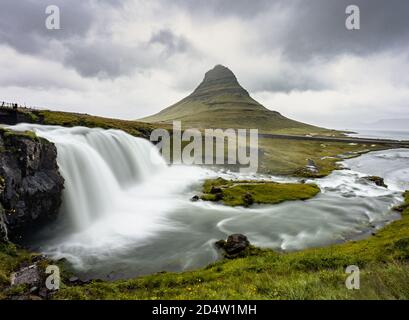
[0, 243, 31, 299]
[200, 178, 320, 206]
[46, 191, 409, 300]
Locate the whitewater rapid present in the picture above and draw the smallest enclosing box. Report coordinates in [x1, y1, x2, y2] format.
[8, 124, 409, 280]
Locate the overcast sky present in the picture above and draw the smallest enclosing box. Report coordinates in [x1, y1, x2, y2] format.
[0, 0, 408, 128]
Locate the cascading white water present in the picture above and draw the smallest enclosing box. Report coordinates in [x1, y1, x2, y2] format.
[7, 124, 407, 280]
[10, 124, 167, 231]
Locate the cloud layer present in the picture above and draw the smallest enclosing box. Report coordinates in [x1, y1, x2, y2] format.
[0, 0, 408, 128]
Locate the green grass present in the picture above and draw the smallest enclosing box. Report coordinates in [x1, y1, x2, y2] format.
[259, 137, 386, 176]
[141, 101, 336, 136]
[51, 192, 409, 300]
[31, 110, 167, 139]
[0, 127, 39, 141]
[0, 243, 31, 299]
[200, 178, 320, 207]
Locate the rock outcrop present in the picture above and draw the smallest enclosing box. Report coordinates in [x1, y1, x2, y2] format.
[215, 234, 251, 258]
[0, 129, 64, 241]
[362, 176, 388, 188]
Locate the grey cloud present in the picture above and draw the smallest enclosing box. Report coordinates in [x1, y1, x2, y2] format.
[1, 0, 409, 96]
[254, 73, 329, 93]
[164, 0, 409, 60]
[0, 0, 94, 55]
[155, 0, 409, 93]
[0, 0, 200, 79]
[63, 41, 156, 78]
[149, 29, 192, 56]
[64, 28, 199, 79]
[275, 0, 409, 60]
[163, 0, 274, 18]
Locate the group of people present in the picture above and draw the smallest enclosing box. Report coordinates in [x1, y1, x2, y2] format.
[1, 101, 21, 109]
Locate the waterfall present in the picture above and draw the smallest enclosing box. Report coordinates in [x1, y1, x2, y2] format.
[10, 124, 167, 231]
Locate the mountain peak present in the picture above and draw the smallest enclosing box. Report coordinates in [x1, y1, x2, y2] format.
[190, 65, 249, 100]
[140, 64, 321, 135]
[203, 65, 237, 82]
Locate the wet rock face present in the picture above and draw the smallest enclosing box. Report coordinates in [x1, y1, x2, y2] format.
[0, 130, 64, 241]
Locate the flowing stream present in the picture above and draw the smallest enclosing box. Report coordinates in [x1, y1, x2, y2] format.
[9, 124, 409, 280]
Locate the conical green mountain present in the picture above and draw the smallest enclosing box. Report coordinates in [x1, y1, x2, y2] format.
[140, 65, 328, 134]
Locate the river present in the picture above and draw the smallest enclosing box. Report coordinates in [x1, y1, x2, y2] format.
[9, 124, 409, 280]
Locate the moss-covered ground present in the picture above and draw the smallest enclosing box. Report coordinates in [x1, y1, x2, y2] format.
[200, 178, 320, 206]
[32, 110, 167, 139]
[0, 243, 32, 300]
[258, 137, 387, 177]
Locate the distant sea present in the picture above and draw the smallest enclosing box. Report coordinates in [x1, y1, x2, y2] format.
[346, 129, 409, 141]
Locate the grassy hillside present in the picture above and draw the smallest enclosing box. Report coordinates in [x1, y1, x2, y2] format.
[140, 65, 336, 136]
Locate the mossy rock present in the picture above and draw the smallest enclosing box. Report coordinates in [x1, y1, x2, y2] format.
[200, 178, 320, 207]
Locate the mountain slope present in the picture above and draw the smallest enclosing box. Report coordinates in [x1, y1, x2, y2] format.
[140, 65, 332, 135]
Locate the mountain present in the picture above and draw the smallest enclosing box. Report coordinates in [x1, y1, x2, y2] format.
[140, 65, 330, 134]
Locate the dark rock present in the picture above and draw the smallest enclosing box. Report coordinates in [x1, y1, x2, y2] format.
[190, 195, 199, 202]
[307, 159, 316, 167]
[214, 192, 224, 201]
[362, 176, 388, 188]
[210, 186, 223, 194]
[242, 192, 254, 207]
[225, 234, 250, 254]
[38, 287, 48, 299]
[215, 234, 250, 258]
[306, 159, 318, 173]
[31, 254, 47, 263]
[215, 239, 226, 248]
[69, 276, 80, 284]
[0, 129, 64, 240]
